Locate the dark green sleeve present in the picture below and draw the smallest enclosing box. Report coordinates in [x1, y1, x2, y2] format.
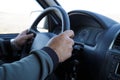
[0, 48, 59, 80]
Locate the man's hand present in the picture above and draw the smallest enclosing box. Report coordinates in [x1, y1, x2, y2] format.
[46, 30, 74, 62]
[12, 29, 34, 49]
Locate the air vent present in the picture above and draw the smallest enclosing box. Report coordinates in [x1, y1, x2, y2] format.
[112, 33, 120, 50]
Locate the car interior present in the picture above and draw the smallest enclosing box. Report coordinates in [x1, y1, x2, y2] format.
[1, 0, 120, 80]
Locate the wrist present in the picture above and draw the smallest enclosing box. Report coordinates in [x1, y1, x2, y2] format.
[10, 39, 21, 50]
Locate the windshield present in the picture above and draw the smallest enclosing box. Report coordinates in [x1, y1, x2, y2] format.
[0, 0, 42, 33]
[59, 0, 120, 22]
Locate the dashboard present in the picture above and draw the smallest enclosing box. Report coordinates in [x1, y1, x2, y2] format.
[69, 11, 105, 48]
[55, 10, 120, 80]
[73, 25, 103, 47]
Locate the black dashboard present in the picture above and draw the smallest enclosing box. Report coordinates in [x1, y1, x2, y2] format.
[69, 11, 105, 48]
[73, 25, 103, 47]
[54, 10, 120, 80]
[69, 10, 120, 80]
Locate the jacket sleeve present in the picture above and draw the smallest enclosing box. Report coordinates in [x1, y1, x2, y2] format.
[0, 39, 19, 63]
[0, 47, 59, 80]
[0, 39, 13, 58]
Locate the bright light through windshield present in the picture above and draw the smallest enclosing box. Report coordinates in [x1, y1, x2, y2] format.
[0, 0, 40, 14]
[0, 0, 42, 33]
[59, 0, 120, 22]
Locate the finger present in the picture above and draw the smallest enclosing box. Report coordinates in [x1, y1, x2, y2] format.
[21, 29, 28, 35]
[63, 30, 74, 38]
[71, 39, 75, 45]
[26, 33, 34, 39]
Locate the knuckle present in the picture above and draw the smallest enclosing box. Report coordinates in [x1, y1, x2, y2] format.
[68, 38, 74, 45]
[58, 34, 66, 41]
[60, 33, 66, 38]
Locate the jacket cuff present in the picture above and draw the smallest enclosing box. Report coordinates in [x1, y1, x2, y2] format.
[41, 47, 59, 69]
[3, 40, 13, 56]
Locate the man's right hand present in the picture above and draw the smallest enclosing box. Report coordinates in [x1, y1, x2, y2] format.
[46, 30, 74, 62]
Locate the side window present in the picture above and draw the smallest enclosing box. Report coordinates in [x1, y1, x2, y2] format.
[0, 0, 43, 34]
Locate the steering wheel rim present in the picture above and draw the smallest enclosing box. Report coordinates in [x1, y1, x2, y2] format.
[30, 6, 70, 33]
[21, 6, 70, 58]
[24, 6, 70, 52]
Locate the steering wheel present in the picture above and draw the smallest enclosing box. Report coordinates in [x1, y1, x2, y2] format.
[28, 6, 70, 51]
